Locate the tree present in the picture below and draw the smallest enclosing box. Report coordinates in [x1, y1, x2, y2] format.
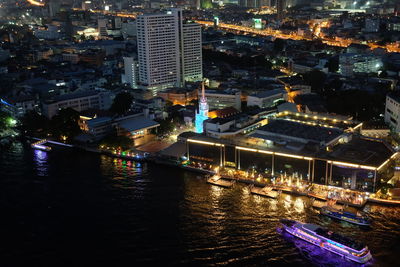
[19, 110, 49, 136]
[326, 56, 339, 73]
[303, 70, 327, 93]
[273, 38, 285, 52]
[110, 92, 133, 115]
[100, 132, 133, 150]
[49, 108, 81, 140]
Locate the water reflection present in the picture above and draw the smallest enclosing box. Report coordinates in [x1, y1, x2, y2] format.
[33, 149, 48, 177]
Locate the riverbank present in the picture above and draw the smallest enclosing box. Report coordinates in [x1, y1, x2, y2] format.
[26, 137, 400, 207]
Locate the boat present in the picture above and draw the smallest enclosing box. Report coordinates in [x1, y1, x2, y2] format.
[280, 219, 372, 264]
[320, 206, 371, 226]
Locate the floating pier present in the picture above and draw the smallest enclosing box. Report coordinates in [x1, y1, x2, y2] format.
[207, 175, 235, 188]
[250, 185, 279, 199]
[312, 200, 342, 210]
[31, 139, 52, 152]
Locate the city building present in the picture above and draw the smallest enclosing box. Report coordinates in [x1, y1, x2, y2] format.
[48, 0, 60, 17]
[247, 89, 287, 108]
[0, 95, 40, 117]
[277, 0, 287, 21]
[385, 92, 400, 133]
[365, 18, 380, 32]
[157, 88, 197, 106]
[80, 112, 159, 141]
[97, 18, 108, 37]
[202, 89, 241, 111]
[339, 53, 382, 77]
[137, 8, 202, 94]
[122, 57, 139, 89]
[42, 90, 115, 118]
[182, 112, 394, 193]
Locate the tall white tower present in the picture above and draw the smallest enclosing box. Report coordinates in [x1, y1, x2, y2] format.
[195, 82, 209, 133]
[137, 8, 203, 95]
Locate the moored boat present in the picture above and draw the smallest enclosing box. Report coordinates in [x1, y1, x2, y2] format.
[280, 219, 372, 264]
[320, 206, 371, 226]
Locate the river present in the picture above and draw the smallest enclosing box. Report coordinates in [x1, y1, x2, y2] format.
[0, 142, 399, 266]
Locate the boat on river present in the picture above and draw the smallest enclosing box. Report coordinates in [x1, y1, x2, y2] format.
[280, 219, 372, 264]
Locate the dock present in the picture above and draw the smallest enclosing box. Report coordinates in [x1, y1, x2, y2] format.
[312, 200, 342, 210]
[207, 175, 235, 188]
[250, 185, 279, 199]
[31, 139, 52, 151]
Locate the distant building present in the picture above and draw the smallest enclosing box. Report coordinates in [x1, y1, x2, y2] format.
[97, 18, 108, 37]
[339, 53, 382, 77]
[277, 0, 286, 21]
[365, 18, 380, 33]
[48, 0, 60, 17]
[0, 95, 40, 117]
[122, 57, 139, 89]
[121, 21, 137, 37]
[247, 89, 286, 108]
[202, 89, 242, 111]
[42, 90, 114, 118]
[80, 112, 159, 141]
[157, 88, 197, 106]
[385, 92, 400, 133]
[137, 8, 202, 94]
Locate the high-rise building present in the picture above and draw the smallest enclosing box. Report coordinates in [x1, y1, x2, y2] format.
[276, 0, 286, 21]
[48, 0, 60, 17]
[182, 23, 203, 83]
[122, 57, 139, 89]
[137, 8, 202, 94]
[97, 18, 108, 37]
[239, 0, 263, 8]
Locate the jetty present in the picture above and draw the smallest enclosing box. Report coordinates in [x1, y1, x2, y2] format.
[207, 175, 235, 188]
[250, 185, 279, 199]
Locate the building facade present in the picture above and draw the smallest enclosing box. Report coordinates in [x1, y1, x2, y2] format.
[202, 89, 242, 111]
[137, 9, 202, 94]
[385, 93, 400, 133]
[122, 57, 139, 89]
[42, 90, 114, 118]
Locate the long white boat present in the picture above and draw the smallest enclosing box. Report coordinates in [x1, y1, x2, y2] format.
[280, 219, 372, 264]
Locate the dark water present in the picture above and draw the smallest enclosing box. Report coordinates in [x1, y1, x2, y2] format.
[1, 142, 400, 267]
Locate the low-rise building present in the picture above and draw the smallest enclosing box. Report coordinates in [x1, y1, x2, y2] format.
[247, 89, 286, 108]
[202, 89, 241, 111]
[42, 89, 114, 118]
[158, 88, 197, 106]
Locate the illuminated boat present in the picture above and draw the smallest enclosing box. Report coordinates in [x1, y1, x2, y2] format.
[280, 219, 372, 264]
[320, 206, 371, 226]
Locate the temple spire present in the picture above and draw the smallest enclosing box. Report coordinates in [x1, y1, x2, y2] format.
[201, 81, 205, 101]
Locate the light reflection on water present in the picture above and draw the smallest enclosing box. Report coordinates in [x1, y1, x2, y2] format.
[1, 144, 399, 266]
[33, 149, 48, 177]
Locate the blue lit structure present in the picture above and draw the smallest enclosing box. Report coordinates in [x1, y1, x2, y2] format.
[195, 82, 209, 133]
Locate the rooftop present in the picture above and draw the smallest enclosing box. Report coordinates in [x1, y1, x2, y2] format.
[50, 90, 100, 103]
[250, 89, 286, 99]
[322, 137, 394, 167]
[118, 116, 160, 132]
[257, 119, 343, 143]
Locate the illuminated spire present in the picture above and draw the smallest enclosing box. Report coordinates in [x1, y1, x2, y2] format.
[201, 81, 206, 101]
[195, 80, 209, 133]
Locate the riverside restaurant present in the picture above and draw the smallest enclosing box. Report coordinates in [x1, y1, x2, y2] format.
[180, 132, 396, 193]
